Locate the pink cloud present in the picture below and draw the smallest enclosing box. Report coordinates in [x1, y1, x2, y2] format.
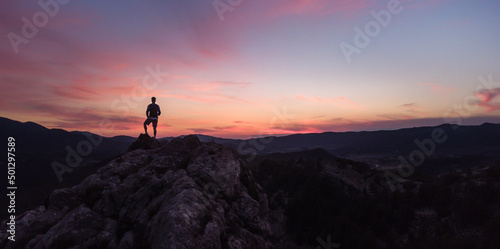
[399, 103, 426, 115]
[234, 120, 252, 124]
[52, 84, 99, 100]
[0, 0, 375, 120]
[475, 88, 500, 112]
[400, 103, 415, 108]
[295, 94, 308, 100]
[0, 0, 470, 139]
[20, 101, 145, 133]
[174, 1, 376, 62]
[159, 93, 254, 104]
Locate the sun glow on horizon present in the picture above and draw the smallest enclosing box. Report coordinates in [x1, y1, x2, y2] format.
[1, 1, 500, 139]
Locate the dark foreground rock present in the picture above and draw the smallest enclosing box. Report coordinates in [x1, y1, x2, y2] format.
[127, 133, 161, 151]
[0, 135, 277, 249]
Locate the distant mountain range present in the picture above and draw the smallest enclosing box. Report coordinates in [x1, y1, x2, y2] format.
[188, 123, 500, 168]
[1, 117, 500, 219]
[0, 117, 136, 182]
[3, 117, 500, 180]
[0, 117, 136, 219]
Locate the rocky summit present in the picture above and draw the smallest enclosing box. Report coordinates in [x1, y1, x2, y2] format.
[3, 133, 498, 248]
[0, 135, 277, 249]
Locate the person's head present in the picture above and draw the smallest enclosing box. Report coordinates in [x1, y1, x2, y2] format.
[151, 97, 156, 103]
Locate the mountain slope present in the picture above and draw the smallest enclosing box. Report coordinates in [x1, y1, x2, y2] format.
[0, 117, 135, 182]
[221, 123, 500, 156]
[0, 135, 279, 249]
[197, 123, 500, 172]
[0, 117, 136, 220]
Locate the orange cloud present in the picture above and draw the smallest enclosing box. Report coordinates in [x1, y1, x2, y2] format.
[377, 114, 415, 120]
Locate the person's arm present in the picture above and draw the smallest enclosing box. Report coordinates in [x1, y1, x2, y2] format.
[158, 105, 161, 116]
[146, 105, 150, 118]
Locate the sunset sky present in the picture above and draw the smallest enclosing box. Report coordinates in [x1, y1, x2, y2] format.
[1, 0, 500, 139]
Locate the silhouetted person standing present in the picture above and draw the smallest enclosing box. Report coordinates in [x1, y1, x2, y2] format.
[144, 97, 161, 139]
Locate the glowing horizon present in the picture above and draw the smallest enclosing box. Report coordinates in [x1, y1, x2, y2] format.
[1, 0, 500, 139]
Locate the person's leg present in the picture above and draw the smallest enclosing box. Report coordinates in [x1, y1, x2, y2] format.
[144, 119, 149, 135]
[152, 120, 158, 139]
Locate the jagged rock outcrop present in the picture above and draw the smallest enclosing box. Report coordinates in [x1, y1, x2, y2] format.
[0, 135, 274, 249]
[127, 133, 161, 151]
